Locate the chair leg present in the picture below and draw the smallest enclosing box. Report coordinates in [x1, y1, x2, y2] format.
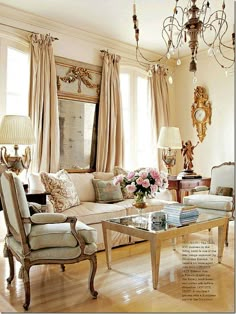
[6, 249, 15, 284]
[88, 254, 98, 298]
[22, 265, 31, 311]
[225, 221, 229, 247]
[60, 264, 65, 272]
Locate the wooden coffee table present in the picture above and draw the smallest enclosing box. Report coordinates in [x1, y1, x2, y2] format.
[102, 212, 228, 289]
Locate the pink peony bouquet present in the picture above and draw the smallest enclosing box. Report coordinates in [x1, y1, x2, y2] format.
[113, 168, 168, 201]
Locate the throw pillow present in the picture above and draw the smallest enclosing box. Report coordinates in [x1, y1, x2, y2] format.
[40, 169, 80, 212]
[216, 186, 233, 197]
[92, 179, 123, 203]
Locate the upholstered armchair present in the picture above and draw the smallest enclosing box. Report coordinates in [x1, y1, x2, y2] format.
[183, 162, 235, 245]
[0, 171, 98, 310]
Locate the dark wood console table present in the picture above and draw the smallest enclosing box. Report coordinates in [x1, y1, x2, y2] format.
[0, 190, 49, 211]
[167, 176, 211, 203]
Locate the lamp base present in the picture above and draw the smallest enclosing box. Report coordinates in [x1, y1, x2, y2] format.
[162, 148, 177, 175]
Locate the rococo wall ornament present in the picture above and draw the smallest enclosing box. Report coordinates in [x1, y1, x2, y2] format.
[191, 86, 212, 142]
[55, 56, 102, 103]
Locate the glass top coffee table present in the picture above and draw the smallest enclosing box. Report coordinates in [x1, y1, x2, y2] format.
[102, 211, 228, 289]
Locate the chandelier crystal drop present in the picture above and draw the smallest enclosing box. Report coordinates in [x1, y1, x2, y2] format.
[132, 0, 235, 75]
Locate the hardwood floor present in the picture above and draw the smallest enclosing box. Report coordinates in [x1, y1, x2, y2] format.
[0, 221, 234, 313]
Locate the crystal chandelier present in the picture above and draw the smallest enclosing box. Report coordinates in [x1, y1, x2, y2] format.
[132, 0, 235, 78]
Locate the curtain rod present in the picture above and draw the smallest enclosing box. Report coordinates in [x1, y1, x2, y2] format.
[0, 22, 59, 40]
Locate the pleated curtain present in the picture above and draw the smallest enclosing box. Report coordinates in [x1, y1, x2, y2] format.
[96, 52, 124, 172]
[149, 66, 170, 170]
[29, 34, 60, 173]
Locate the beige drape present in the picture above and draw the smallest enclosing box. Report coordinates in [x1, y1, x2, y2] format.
[149, 66, 170, 170]
[96, 52, 124, 172]
[29, 34, 60, 173]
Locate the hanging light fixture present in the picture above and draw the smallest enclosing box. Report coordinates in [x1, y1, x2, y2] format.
[132, 0, 235, 79]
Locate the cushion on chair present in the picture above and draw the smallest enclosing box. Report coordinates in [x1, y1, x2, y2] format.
[29, 220, 97, 250]
[183, 194, 233, 211]
[215, 186, 233, 196]
[40, 169, 80, 212]
[7, 236, 97, 261]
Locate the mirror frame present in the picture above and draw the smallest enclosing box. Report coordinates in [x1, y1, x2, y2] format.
[55, 56, 102, 172]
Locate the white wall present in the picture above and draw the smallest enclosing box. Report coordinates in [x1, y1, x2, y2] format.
[173, 50, 234, 177]
[0, 4, 233, 179]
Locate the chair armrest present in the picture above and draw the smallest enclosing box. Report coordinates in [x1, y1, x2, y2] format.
[191, 185, 210, 193]
[23, 215, 86, 252]
[30, 213, 67, 224]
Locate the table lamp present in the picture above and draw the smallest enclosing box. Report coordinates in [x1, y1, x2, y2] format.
[0, 115, 36, 175]
[157, 126, 182, 175]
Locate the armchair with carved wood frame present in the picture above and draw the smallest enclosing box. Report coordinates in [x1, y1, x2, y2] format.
[0, 171, 98, 311]
[183, 162, 235, 246]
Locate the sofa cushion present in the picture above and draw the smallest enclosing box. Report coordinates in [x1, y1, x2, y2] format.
[92, 179, 123, 203]
[93, 171, 114, 180]
[68, 173, 96, 202]
[183, 194, 233, 211]
[63, 202, 127, 225]
[40, 170, 80, 212]
[29, 220, 97, 250]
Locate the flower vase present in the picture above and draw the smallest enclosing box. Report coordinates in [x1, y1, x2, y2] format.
[133, 193, 147, 216]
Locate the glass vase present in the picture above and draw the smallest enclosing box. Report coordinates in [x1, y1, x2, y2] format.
[133, 193, 147, 217]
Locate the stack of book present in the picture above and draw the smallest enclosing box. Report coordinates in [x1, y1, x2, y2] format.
[163, 203, 199, 226]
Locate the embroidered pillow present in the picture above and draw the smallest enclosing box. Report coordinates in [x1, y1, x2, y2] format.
[92, 179, 123, 203]
[216, 186, 233, 197]
[40, 169, 80, 212]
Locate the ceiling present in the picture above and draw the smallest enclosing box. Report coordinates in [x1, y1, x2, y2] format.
[0, 0, 234, 56]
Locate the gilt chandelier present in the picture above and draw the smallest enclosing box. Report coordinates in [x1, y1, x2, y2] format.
[132, 0, 235, 79]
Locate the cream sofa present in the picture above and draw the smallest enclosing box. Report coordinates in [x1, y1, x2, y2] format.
[28, 171, 175, 251]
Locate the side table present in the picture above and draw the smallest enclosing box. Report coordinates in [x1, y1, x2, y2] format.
[0, 190, 49, 211]
[167, 176, 211, 203]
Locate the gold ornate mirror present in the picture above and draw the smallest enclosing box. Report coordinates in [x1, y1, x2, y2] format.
[55, 56, 102, 171]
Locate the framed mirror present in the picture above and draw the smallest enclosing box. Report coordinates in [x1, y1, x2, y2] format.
[55, 56, 102, 172]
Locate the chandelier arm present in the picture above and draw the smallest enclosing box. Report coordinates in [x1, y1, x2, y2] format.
[136, 44, 165, 64]
[202, 22, 234, 62]
[211, 53, 234, 69]
[217, 45, 235, 63]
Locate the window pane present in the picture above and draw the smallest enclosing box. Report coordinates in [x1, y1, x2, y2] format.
[120, 68, 157, 170]
[6, 47, 29, 115]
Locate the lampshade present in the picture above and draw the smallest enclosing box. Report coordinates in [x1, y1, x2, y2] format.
[0, 115, 36, 145]
[157, 127, 182, 149]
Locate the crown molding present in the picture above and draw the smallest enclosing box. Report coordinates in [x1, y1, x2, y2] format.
[0, 4, 176, 69]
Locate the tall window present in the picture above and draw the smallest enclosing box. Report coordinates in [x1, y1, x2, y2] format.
[120, 66, 157, 170]
[0, 38, 29, 116]
[0, 38, 30, 159]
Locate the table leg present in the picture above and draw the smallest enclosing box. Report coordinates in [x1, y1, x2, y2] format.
[150, 238, 161, 289]
[176, 189, 182, 203]
[102, 223, 112, 269]
[218, 221, 227, 263]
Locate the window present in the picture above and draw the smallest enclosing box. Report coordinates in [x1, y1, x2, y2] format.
[6, 47, 29, 115]
[0, 37, 30, 162]
[0, 38, 30, 116]
[120, 67, 157, 170]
